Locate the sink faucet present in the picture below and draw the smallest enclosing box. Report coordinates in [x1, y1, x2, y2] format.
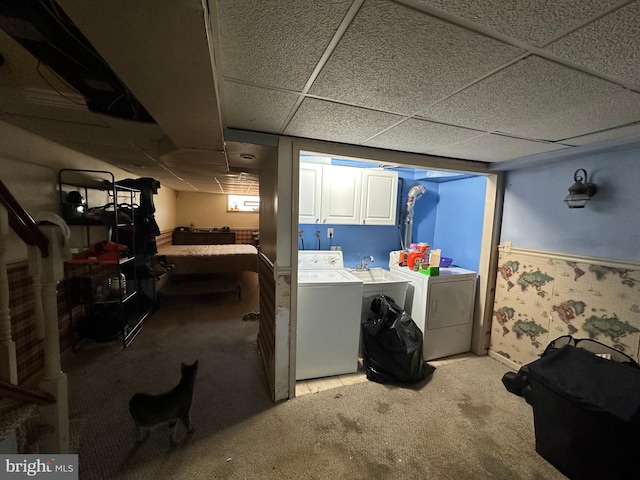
[356, 255, 374, 271]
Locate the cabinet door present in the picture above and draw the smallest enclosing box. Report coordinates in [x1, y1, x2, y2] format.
[360, 169, 398, 225]
[299, 163, 323, 224]
[320, 165, 361, 224]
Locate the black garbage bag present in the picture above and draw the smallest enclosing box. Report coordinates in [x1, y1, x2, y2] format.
[361, 294, 435, 384]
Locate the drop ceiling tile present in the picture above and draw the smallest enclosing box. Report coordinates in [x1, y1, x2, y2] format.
[221, 82, 299, 133]
[432, 133, 569, 162]
[159, 149, 228, 166]
[423, 56, 640, 141]
[364, 118, 484, 154]
[217, 0, 353, 90]
[414, 0, 620, 47]
[563, 123, 640, 146]
[60, 141, 153, 163]
[98, 115, 167, 152]
[309, 0, 522, 114]
[546, 1, 640, 85]
[284, 98, 403, 144]
[118, 167, 168, 182]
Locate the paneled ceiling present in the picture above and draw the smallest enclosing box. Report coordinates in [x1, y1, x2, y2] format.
[1, 0, 639, 193]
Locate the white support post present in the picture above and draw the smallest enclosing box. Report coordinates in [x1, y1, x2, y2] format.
[37, 224, 69, 454]
[0, 206, 18, 384]
[28, 245, 45, 339]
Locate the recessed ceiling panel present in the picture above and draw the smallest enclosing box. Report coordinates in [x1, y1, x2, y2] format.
[98, 115, 167, 152]
[285, 98, 403, 144]
[432, 133, 568, 162]
[216, 0, 353, 90]
[0, 29, 73, 92]
[364, 118, 484, 154]
[309, 0, 523, 114]
[414, 0, 621, 47]
[423, 56, 640, 141]
[0, 92, 104, 125]
[59, 0, 224, 150]
[546, 1, 640, 86]
[4, 115, 130, 146]
[221, 82, 299, 133]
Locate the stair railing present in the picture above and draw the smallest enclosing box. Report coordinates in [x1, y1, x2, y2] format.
[0, 179, 68, 453]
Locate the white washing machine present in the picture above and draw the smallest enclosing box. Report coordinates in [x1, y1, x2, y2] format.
[296, 251, 364, 380]
[389, 263, 477, 361]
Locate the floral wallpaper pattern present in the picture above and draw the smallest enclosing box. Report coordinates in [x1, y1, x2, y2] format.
[490, 250, 640, 367]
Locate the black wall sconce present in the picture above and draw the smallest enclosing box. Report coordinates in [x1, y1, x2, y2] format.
[564, 169, 597, 209]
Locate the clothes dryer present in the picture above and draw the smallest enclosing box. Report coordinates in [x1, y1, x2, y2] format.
[389, 264, 477, 361]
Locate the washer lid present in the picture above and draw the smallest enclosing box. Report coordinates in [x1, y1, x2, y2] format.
[298, 269, 363, 286]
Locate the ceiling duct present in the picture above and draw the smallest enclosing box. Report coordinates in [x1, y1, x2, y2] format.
[0, 1, 154, 122]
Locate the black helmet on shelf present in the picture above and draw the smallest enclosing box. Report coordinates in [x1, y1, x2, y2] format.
[67, 191, 85, 205]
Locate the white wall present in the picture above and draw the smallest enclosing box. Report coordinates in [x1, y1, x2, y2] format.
[154, 186, 177, 232]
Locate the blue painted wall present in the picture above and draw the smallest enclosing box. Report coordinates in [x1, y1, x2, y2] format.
[500, 146, 640, 262]
[433, 176, 487, 271]
[299, 169, 486, 270]
[297, 224, 401, 269]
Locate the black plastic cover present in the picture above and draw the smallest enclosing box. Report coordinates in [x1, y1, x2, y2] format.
[361, 294, 435, 384]
[528, 345, 640, 423]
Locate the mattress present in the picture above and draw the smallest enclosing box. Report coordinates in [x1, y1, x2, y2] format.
[158, 244, 258, 274]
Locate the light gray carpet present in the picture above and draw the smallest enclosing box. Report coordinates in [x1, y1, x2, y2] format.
[62, 272, 566, 479]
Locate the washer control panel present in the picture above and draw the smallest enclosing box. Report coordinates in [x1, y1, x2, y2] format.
[298, 250, 344, 269]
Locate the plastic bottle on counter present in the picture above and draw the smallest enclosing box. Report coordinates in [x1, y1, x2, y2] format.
[407, 252, 426, 270]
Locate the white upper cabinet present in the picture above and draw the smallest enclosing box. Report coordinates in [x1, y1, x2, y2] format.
[299, 163, 398, 225]
[299, 163, 323, 224]
[360, 169, 398, 225]
[320, 165, 362, 224]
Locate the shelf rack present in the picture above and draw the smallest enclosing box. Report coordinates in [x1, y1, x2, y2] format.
[58, 168, 154, 349]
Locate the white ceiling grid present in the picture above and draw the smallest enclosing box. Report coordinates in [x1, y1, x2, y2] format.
[0, 0, 639, 193]
[215, 0, 640, 169]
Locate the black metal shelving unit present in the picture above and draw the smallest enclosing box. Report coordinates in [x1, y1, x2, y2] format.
[58, 168, 154, 349]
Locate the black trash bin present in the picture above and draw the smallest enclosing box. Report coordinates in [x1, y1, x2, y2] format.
[524, 345, 640, 480]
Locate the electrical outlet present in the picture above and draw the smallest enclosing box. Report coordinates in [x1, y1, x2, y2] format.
[327, 228, 334, 238]
[503, 241, 512, 253]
